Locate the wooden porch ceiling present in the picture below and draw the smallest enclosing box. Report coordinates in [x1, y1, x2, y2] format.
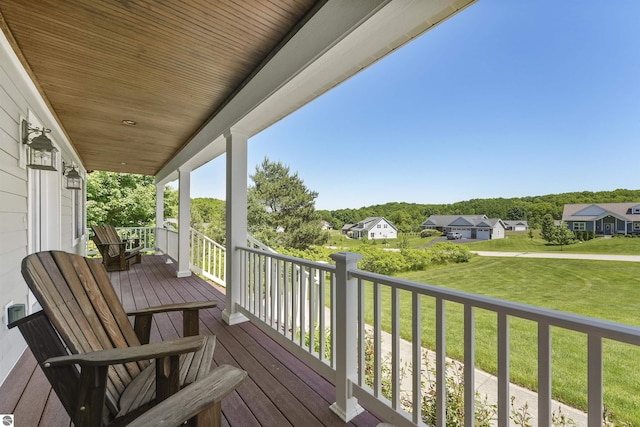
[0, 0, 321, 175]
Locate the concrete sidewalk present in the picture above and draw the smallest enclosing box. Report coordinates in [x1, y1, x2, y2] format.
[472, 250, 640, 262]
[372, 325, 588, 426]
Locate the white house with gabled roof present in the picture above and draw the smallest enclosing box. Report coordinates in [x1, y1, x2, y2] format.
[342, 217, 397, 240]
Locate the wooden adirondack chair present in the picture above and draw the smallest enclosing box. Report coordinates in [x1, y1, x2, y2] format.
[10, 251, 246, 426]
[91, 224, 142, 271]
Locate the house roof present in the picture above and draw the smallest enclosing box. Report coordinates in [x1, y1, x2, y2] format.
[422, 215, 504, 229]
[562, 203, 640, 222]
[421, 215, 487, 227]
[0, 1, 475, 178]
[344, 217, 397, 233]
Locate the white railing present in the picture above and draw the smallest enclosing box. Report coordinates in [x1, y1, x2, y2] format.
[190, 228, 225, 286]
[247, 234, 278, 253]
[155, 227, 178, 260]
[117, 226, 155, 251]
[236, 246, 336, 380]
[154, 227, 225, 286]
[235, 247, 640, 427]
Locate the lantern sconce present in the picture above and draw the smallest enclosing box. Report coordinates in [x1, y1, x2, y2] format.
[21, 119, 58, 171]
[62, 162, 83, 190]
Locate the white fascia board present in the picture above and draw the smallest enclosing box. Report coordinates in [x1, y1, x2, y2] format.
[156, 0, 389, 183]
[155, 0, 476, 184]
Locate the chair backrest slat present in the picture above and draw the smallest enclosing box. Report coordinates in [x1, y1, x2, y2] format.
[21, 251, 150, 416]
[93, 225, 122, 259]
[103, 224, 121, 242]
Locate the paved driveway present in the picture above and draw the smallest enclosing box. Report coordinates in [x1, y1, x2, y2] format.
[471, 251, 640, 262]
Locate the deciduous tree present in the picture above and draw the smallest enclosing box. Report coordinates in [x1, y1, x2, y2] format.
[553, 222, 576, 250]
[87, 172, 157, 226]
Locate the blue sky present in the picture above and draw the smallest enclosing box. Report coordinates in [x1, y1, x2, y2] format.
[191, 0, 640, 211]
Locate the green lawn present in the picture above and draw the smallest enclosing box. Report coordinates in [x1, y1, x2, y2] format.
[468, 231, 640, 255]
[326, 230, 438, 250]
[379, 257, 640, 424]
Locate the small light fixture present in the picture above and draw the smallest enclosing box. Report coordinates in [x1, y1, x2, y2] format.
[122, 119, 137, 126]
[62, 162, 82, 190]
[22, 119, 58, 171]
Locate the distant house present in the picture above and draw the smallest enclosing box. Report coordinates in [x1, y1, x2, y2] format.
[562, 202, 640, 235]
[421, 214, 506, 240]
[342, 217, 398, 240]
[504, 220, 529, 231]
[319, 220, 332, 230]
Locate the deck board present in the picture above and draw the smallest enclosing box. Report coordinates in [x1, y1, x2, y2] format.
[0, 255, 382, 426]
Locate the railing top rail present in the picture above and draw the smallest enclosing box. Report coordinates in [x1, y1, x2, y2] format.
[158, 227, 178, 234]
[247, 235, 277, 253]
[351, 268, 640, 345]
[238, 245, 336, 273]
[190, 228, 225, 250]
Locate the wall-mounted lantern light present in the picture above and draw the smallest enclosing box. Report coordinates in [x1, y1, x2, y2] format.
[22, 119, 58, 171]
[62, 162, 82, 190]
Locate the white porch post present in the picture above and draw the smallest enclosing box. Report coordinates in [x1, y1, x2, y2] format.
[177, 167, 192, 277]
[155, 183, 164, 255]
[222, 129, 250, 325]
[329, 252, 364, 422]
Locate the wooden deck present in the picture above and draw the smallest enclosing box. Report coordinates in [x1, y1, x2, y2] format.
[0, 255, 382, 426]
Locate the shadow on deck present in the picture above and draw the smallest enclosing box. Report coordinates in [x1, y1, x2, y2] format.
[0, 254, 382, 426]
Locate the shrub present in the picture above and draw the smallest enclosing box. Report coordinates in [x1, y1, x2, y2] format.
[420, 229, 440, 238]
[401, 249, 432, 271]
[358, 249, 407, 275]
[429, 242, 472, 263]
[421, 360, 496, 426]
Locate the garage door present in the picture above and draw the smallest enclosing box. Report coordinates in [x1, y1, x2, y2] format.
[477, 229, 490, 240]
[453, 228, 472, 238]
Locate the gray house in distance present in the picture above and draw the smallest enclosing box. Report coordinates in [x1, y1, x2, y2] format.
[342, 217, 398, 240]
[562, 202, 640, 235]
[421, 215, 506, 240]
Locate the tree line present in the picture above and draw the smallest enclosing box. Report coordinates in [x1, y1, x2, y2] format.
[87, 167, 640, 250]
[319, 188, 640, 232]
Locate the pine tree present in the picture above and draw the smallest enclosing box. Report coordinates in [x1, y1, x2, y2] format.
[540, 214, 556, 243]
[248, 157, 326, 250]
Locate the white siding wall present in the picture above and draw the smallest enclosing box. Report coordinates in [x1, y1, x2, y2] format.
[368, 218, 398, 239]
[492, 224, 505, 239]
[0, 32, 86, 384]
[0, 47, 31, 385]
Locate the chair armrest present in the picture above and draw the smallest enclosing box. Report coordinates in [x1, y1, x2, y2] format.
[127, 364, 247, 427]
[43, 335, 205, 367]
[127, 301, 218, 316]
[128, 301, 218, 342]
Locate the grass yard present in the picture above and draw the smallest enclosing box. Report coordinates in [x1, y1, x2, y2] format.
[326, 230, 438, 250]
[469, 230, 640, 254]
[368, 256, 640, 424]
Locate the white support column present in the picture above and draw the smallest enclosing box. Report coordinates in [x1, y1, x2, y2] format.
[176, 167, 192, 278]
[329, 252, 364, 422]
[155, 183, 164, 255]
[222, 129, 250, 325]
